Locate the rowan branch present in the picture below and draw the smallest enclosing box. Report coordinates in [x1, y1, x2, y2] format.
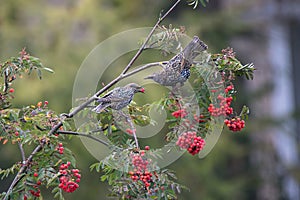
[57, 130, 110, 147]
[3, 123, 61, 200]
[4, 1, 181, 198]
[4, 139, 47, 200]
[18, 142, 26, 162]
[121, 0, 181, 75]
[121, 61, 166, 79]
[3, 69, 9, 93]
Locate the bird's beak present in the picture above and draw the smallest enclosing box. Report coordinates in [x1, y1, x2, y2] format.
[139, 88, 145, 93]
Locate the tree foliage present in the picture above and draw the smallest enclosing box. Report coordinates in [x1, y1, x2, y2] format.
[0, 1, 255, 200]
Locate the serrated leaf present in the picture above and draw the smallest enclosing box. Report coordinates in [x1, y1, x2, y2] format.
[37, 69, 42, 79]
[42, 67, 54, 73]
[47, 173, 60, 186]
[52, 187, 64, 200]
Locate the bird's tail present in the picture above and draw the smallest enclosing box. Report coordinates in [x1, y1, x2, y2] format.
[93, 103, 110, 113]
[93, 98, 110, 113]
[183, 36, 208, 61]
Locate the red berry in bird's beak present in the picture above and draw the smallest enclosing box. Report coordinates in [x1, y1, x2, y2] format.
[140, 88, 145, 93]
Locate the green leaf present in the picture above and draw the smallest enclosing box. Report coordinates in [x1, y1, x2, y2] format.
[52, 187, 65, 200]
[200, 0, 209, 7]
[90, 162, 102, 172]
[42, 67, 54, 73]
[239, 105, 250, 120]
[47, 173, 60, 186]
[187, 0, 209, 8]
[37, 69, 42, 79]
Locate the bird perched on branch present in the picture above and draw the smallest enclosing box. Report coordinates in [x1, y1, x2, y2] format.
[93, 83, 145, 113]
[145, 36, 207, 87]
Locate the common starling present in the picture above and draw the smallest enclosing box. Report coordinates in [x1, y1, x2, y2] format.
[145, 36, 207, 87]
[93, 83, 145, 113]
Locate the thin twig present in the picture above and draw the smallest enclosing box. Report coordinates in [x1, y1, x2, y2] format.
[4, 139, 46, 200]
[3, 69, 9, 93]
[127, 116, 139, 149]
[121, 0, 181, 75]
[18, 142, 26, 162]
[4, 123, 61, 200]
[121, 62, 166, 79]
[57, 130, 110, 147]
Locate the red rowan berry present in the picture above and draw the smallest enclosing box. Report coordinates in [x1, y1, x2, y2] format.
[224, 117, 245, 132]
[37, 101, 42, 108]
[172, 109, 187, 118]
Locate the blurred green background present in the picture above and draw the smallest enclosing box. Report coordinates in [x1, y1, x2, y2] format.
[1, 0, 300, 199]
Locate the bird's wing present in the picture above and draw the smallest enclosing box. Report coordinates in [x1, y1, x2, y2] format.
[97, 86, 122, 102]
[108, 96, 126, 102]
[93, 103, 110, 113]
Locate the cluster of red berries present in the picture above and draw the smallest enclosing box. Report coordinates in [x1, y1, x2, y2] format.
[57, 142, 64, 154]
[225, 85, 234, 94]
[187, 136, 206, 155]
[208, 85, 234, 117]
[25, 172, 42, 198]
[37, 100, 49, 108]
[131, 153, 149, 172]
[129, 147, 155, 189]
[209, 85, 246, 132]
[172, 109, 187, 118]
[129, 170, 153, 188]
[29, 189, 41, 198]
[176, 131, 205, 155]
[208, 95, 233, 117]
[59, 162, 81, 193]
[193, 114, 206, 123]
[176, 131, 196, 149]
[224, 117, 245, 132]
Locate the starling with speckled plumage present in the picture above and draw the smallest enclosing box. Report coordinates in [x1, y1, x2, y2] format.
[93, 83, 145, 113]
[145, 36, 207, 86]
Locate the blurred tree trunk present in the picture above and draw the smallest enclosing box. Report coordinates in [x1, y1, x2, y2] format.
[231, 0, 300, 199]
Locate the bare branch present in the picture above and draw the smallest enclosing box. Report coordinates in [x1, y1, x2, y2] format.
[121, 62, 166, 79]
[121, 0, 181, 75]
[3, 69, 9, 93]
[18, 142, 26, 162]
[4, 139, 46, 200]
[57, 130, 110, 147]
